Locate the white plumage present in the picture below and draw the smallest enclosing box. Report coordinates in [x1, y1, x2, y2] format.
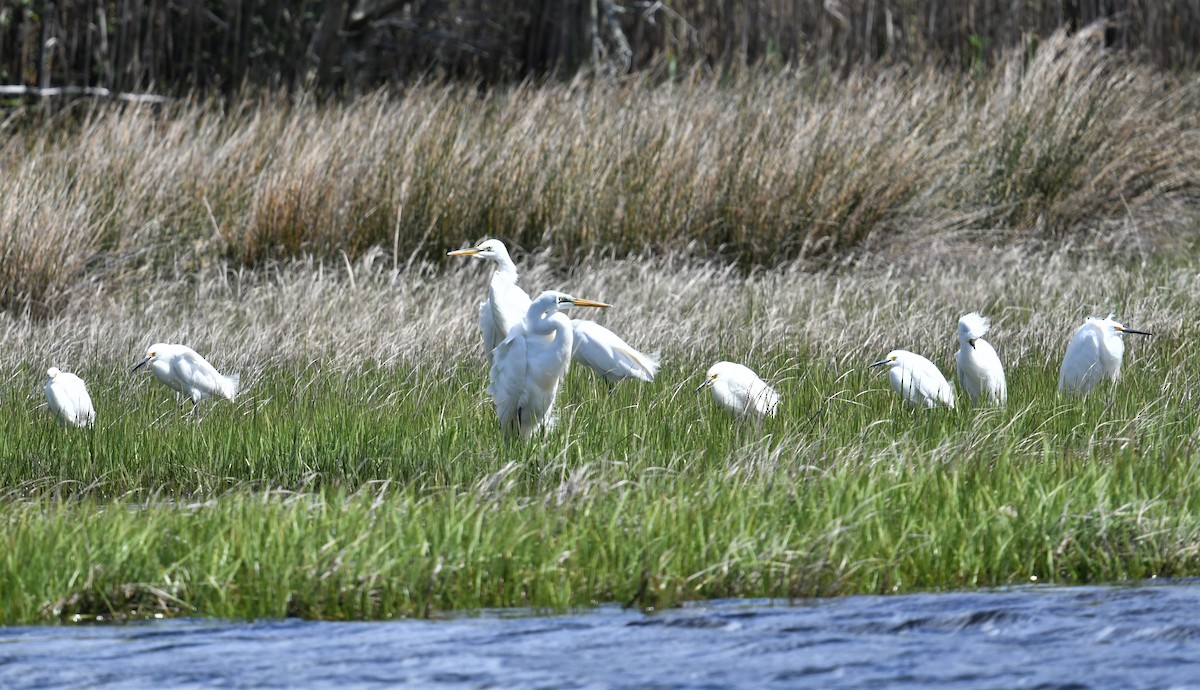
[448, 239, 531, 363]
[696, 361, 779, 418]
[871, 349, 956, 409]
[449, 238, 659, 384]
[488, 291, 610, 438]
[571, 319, 660, 387]
[1058, 314, 1152, 396]
[45, 367, 96, 427]
[955, 312, 1007, 405]
[132, 343, 239, 404]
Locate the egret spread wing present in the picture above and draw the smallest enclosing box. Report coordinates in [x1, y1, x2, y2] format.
[571, 320, 659, 384]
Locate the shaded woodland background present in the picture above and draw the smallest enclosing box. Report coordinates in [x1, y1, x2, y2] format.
[2, 1, 1200, 97]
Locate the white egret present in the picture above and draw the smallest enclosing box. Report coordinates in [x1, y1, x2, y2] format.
[870, 350, 955, 409]
[955, 312, 1007, 405]
[488, 291, 610, 438]
[1058, 314, 1152, 396]
[132, 343, 239, 404]
[571, 319, 660, 388]
[45, 367, 95, 427]
[449, 238, 659, 384]
[448, 239, 531, 363]
[696, 361, 780, 419]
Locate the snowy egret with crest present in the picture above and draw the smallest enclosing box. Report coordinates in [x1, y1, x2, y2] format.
[449, 238, 659, 384]
[1058, 314, 1152, 396]
[131, 343, 239, 404]
[488, 291, 610, 438]
[45, 367, 95, 427]
[870, 350, 955, 409]
[696, 361, 779, 418]
[955, 312, 1007, 405]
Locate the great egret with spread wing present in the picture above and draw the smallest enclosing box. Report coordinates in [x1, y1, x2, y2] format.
[132, 343, 239, 404]
[1058, 314, 1152, 396]
[45, 367, 95, 427]
[571, 319, 660, 388]
[870, 350, 955, 409]
[696, 361, 779, 418]
[488, 291, 610, 438]
[955, 312, 1007, 405]
[449, 238, 659, 384]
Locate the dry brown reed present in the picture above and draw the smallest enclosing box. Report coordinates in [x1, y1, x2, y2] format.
[0, 28, 1196, 320]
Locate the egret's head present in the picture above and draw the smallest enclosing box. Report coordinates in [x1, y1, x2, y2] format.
[957, 312, 990, 346]
[447, 238, 510, 262]
[534, 291, 611, 314]
[1094, 314, 1153, 338]
[695, 369, 719, 392]
[1113, 323, 1153, 337]
[869, 352, 900, 369]
[47, 367, 61, 379]
[131, 343, 166, 372]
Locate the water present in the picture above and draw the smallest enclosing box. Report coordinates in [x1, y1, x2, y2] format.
[3, 581, 1200, 689]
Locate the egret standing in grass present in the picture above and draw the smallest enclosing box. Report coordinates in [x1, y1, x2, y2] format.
[449, 238, 659, 384]
[955, 312, 1007, 405]
[132, 343, 240, 404]
[45, 367, 95, 427]
[870, 350, 955, 409]
[696, 361, 780, 419]
[1058, 314, 1152, 396]
[488, 291, 610, 439]
[448, 239, 531, 364]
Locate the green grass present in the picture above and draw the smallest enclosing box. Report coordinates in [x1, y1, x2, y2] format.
[2, 290, 1199, 624]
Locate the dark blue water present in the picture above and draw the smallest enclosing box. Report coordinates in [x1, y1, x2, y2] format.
[3, 581, 1200, 689]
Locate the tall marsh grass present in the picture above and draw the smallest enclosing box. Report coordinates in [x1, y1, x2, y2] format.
[1, 29, 1197, 318]
[0, 242, 1198, 621]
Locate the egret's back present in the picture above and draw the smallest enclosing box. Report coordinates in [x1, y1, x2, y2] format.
[45, 370, 95, 427]
[706, 362, 779, 418]
[571, 320, 660, 384]
[955, 338, 1007, 405]
[889, 352, 955, 409]
[156, 345, 239, 403]
[1058, 322, 1107, 395]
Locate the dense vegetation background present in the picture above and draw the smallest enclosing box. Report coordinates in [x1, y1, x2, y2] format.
[1, 2, 1200, 623]
[3, 1, 1200, 95]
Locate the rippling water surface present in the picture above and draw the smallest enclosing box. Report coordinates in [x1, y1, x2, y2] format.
[4, 581, 1200, 689]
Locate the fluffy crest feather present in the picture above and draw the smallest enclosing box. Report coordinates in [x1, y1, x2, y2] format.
[957, 312, 991, 340]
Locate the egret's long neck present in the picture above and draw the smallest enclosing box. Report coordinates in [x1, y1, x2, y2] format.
[490, 255, 519, 284]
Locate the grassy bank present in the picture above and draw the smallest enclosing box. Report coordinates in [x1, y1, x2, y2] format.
[0, 245, 1197, 622]
[8, 455, 1200, 624]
